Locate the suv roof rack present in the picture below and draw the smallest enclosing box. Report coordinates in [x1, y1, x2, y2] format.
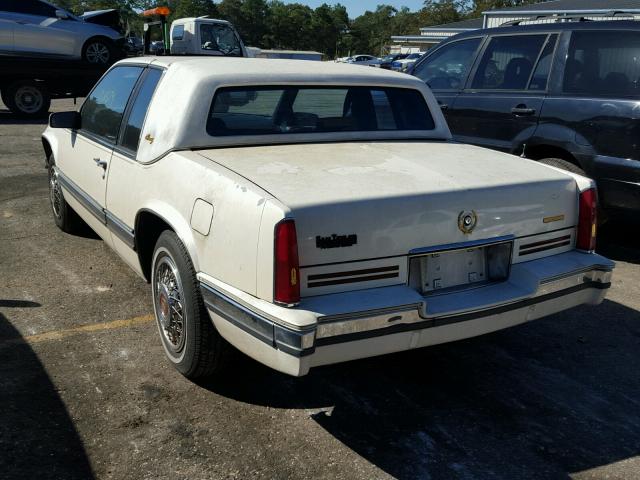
[502, 10, 636, 26]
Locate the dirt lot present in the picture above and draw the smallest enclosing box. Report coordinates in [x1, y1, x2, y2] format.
[1, 99, 639, 480]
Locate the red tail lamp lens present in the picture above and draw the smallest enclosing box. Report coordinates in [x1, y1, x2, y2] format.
[577, 188, 597, 251]
[274, 219, 300, 305]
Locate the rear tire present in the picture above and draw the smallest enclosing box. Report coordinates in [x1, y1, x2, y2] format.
[4, 80, 51, 118]
[151, 231, 229, 379]
[538, 157, 586, 176]
[1, 89, 9, 108]
[48, 162, 81, 233]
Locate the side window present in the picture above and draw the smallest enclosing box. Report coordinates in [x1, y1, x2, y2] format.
[80, 66, 143, 143]
[564, 31, 640, 96]
[8, 0, 56, 16]
[528, 34, 557, 91]
[413, 38, 482, 90]
[471, 35, 547, 90]
[172, 24, 184, 41]
[33, 1, 57, 17]
[0, 0, 16, 12]
[121, 69, 163, 153]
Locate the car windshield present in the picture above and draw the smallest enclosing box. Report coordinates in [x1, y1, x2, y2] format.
[407, 53, 422, 59]
[200, 23, 242, 56]
[207, 86, 435, 136]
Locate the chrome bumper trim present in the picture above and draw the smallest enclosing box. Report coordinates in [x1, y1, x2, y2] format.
[200, 282, 315, 357]
[315, 267, 612, 344]
[201, 266, 611, 354]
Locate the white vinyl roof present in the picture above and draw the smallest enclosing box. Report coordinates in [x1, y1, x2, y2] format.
[114, 57, 451, 163]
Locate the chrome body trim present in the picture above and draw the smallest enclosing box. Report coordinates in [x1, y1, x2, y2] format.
[200, 263, 612, 354]
[199, 282, 315, 357]
[409, 234, 515, 256]
[57, 170, 106, 223]
[315, 267, 612, 343]
[57, 169, 136, 249]
[106, 211, 135, 249]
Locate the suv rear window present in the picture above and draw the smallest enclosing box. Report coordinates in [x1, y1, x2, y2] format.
[207, 86, 434, 136]
[564, 31, 640, 96]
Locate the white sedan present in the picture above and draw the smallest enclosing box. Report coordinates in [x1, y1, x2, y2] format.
[42, 57, 614, 378]
[343, 54, 381, 66]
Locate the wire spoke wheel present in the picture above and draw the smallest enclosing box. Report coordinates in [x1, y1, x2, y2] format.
[14, 86, 43, 114]
[49, 169, 62, 219]
[154, 254, 186, 355]
[85, 42, 110, 64]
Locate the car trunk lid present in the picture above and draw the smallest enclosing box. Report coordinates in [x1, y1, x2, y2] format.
[197, 141, 578, 267]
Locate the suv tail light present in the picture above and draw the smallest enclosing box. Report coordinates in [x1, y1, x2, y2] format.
[274, 219, 300, 305]
[577, 188, 597, 252]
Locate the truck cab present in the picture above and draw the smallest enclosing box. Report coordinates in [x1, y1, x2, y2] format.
[169, 17, 246, 57]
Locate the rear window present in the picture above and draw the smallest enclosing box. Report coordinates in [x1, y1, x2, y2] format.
[207, 86, 435, 136]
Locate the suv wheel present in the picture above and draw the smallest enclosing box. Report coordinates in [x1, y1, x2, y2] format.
[82, 38, 114, 65]
[151, 231, 229, 379]
[538, 157, 586, 176]
[4, 81, 51, 118]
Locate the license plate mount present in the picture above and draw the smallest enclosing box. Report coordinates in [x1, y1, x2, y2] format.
[420, 247, 488, 294]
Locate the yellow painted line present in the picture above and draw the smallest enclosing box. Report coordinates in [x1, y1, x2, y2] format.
[3, 314, 154, 346]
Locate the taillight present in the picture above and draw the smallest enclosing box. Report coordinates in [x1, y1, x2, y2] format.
[274, 219, 300, 305]
[577, 188, 597, 251]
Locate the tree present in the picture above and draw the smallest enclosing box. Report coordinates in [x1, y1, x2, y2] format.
[218, 0, 269, 46]
[420, 0, 463, 26]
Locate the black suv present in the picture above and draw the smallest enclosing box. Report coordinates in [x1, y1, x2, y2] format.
[411, 19, 640, 216]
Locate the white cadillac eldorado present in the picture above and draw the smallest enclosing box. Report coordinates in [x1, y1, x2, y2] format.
[42, 57, 614, 378]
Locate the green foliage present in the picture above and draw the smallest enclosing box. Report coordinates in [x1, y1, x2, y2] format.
[49, 0, 541, 58]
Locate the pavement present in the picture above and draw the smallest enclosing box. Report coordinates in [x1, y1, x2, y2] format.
[1, 99, 639, 480]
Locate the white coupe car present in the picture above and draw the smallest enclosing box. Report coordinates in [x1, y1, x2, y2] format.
[42, 57, 614, 378]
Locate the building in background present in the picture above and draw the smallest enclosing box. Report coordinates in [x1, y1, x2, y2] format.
[390, 18, 482, 53]
[391, 0, 640, 53]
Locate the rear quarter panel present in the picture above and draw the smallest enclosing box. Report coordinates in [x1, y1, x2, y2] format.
[106, 150, 274, 296]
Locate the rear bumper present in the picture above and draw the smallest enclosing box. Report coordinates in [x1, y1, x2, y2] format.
[199, 251, 614, 376]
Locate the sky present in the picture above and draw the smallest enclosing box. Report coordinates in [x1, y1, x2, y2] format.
[284, 0, 425, 17]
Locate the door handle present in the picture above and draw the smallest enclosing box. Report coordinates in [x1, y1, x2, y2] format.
[94, 158, 107, 178]
[94, 158, 107, 169]
[438, 102, 449, 110]
[511, 106, 536, 116]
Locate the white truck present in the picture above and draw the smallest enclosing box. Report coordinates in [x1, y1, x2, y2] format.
[169, 17, 247, 57]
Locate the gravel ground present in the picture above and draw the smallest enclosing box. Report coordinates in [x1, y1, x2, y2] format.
[1, 98, 639, 480]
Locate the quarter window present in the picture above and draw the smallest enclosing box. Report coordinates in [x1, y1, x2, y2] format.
[471, 35, 547, 90]
[80, 66, 143, 143]
[564, 31, 640, 96]
[121, 68, 162, 152]
[413, 38, 482, 90]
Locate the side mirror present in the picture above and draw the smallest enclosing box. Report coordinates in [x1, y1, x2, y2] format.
[49, 111, 80, 129]
[55, 10, 69, 20]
